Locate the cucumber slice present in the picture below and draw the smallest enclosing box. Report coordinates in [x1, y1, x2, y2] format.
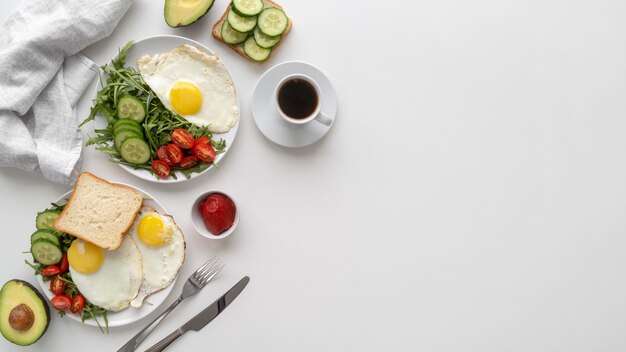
[253, 26, 281, 48]
[30, 230, 60, 247]
[35, 211, 60, 230]
[114, 129, 143, 151]
[221, 21, 249, 44]
[120, 137, 151, 164]
[227, 10, 257, 33]
[243, 36, 271, 62]
[31, 239, 62, 265]
[257, 7, 288, 36]
[117, 95, 146, 122]
[114, 123, 143, 137]
[232, 0, 263, 16]
[114, 118, 141, 131]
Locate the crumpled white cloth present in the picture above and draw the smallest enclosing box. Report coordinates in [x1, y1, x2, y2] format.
[0, 0, 133, 185]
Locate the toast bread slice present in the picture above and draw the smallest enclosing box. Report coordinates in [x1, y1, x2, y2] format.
[212, 0, 292, 63]
[54, 172, 143, 250]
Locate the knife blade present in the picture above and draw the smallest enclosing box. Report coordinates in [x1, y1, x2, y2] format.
[145, 276, 250, 352]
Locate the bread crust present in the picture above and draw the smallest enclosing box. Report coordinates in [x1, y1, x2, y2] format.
[53, 172, 143, 250]
[212, 0, 292, 63]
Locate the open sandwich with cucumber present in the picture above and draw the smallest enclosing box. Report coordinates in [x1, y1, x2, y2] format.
[212, 0, 292, 63]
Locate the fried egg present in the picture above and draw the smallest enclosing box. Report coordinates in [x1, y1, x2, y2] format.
[128, 206, 185, 308]
[68, 236, 142, 312]
[137, 44, 239, 133]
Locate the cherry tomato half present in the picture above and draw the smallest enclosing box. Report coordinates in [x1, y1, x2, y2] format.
[41, 265, 61, 277]
[194, 136, 210, 146]
[70, 294, 85, 313]
[165, 144, 183, 164]
[157, 145, 175, 166]
[180, 155, 200, 169]
[171, 129, 194, 149]
[192, 136, 210, 154]
[59, 253, 69, 273]
[194, 143, 216, 163]
[151, 160, 171, 179]
[49, 276, 66, 295]
[50, 295, 72, 311]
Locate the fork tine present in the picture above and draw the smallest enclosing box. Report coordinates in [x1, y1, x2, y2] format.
[197, 262, 224, 286]
[193, 260, 221, 284]
[198, 265, 224, 287]
[192, 257, 217, 279]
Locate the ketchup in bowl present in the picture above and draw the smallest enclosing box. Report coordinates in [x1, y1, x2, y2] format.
[198, 193, 236, 235]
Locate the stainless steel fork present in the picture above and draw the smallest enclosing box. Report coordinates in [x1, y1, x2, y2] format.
[117, 257, 225, 352]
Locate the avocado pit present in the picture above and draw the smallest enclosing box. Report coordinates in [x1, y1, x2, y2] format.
[9, 304, 34, 331]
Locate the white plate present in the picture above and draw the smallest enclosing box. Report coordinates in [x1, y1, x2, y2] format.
[92, 35, 240, 183]
[36, 184, 179, 327]
[252, 61, 338, 148]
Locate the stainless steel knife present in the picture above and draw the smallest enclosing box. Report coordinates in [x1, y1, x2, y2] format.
[144, 276, 250, 352]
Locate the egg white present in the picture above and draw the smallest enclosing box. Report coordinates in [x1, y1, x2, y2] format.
[137, 44, 239, 133]
[69, 236, 143, 312]
[128, 206, 185, 308]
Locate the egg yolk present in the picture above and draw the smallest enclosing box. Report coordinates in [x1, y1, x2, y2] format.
[170, 81, 202, 115]
[138, 214, 172, 247]
[67, 240, 104, 274]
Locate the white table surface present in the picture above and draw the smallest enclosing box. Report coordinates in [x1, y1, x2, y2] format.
[2, 0, 626, 351]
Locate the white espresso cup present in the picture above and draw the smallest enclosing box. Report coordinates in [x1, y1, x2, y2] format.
[274, 74, 332, 126]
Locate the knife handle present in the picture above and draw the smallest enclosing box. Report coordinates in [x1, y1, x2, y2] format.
[144, 328, 185, 352]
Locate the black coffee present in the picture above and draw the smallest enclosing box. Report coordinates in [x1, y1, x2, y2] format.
[277, 78, 318, 119]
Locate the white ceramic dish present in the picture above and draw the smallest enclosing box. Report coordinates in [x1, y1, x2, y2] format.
[191, 190, 239, 240]
[252, 61, 337, 148]
[36, 184, 179, 327]
[92, 35, 240, 183]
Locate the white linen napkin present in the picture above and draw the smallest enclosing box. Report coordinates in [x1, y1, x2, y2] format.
[0, 0, 133, 185]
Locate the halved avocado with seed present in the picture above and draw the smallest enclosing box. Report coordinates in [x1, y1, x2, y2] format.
[164, 0, 215, 27]
[0, 280, 50, 346]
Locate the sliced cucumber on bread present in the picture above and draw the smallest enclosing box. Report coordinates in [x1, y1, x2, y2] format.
[243, 37, 271, 62]
[257, 7, 287, 36]
[232, 0, 263, 16]
[222, 21, 249, 44]
[253, 26, 280, 48]
[227, 9, 257, 32]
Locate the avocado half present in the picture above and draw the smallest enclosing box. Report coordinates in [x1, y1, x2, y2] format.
[164, 0, 215, 27]
[0, 280, 50, 346]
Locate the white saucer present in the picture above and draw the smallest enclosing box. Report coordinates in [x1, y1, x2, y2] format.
[252, 62, 338, 148]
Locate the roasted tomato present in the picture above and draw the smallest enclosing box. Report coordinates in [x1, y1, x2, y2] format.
[165, 144, 183, 164]
[70, 294, 85, 313]
[50, 295, 72, 311]
[180, 155, 200, 169]
[193, 143, 216, 163]
[59, 253, 69, 273]
[41, 265, 61, 277]
[171, 129, 194, 149]
[49, 276, 66, 295]
[151, 160, 171, 178]
[157, 145, 175, 166]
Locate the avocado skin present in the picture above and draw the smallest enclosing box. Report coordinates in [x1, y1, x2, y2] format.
[0, 279, 50, 346]
[164, 0, 215, 28]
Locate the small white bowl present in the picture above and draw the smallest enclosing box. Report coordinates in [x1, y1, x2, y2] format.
[191, 190, 239, 239]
